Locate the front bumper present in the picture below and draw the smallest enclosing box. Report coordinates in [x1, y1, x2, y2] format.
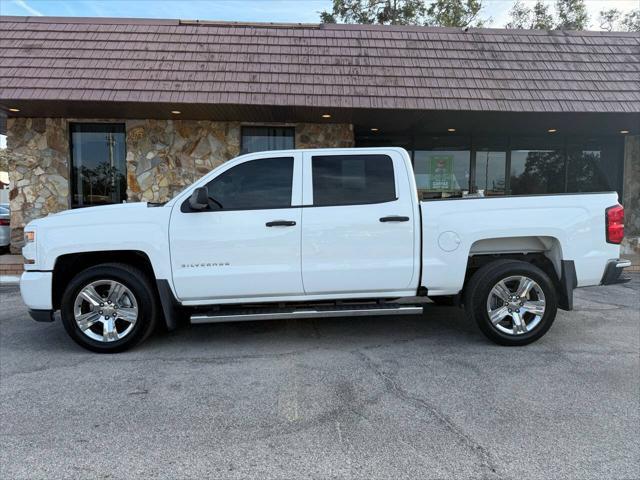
[600, 259, 631, 285]
[20, 271, 53, 311]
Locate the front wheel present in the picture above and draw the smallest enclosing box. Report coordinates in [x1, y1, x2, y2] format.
[60, 263, 158, 353]
[464, 260, 558, 346]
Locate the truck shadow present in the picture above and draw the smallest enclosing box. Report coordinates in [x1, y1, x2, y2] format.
[146, 304, 489, 352]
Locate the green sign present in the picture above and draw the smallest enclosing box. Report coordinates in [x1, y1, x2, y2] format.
[428, 155, 454, 190]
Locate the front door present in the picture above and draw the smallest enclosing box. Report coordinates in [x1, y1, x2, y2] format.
[301, 151, 417, 295]
[169, 154, 303, 302]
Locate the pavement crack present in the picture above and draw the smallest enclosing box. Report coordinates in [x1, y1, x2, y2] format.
[356, 349, 504, 480]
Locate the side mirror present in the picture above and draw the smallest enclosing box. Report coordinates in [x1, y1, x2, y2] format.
[188, 187, 209, 210]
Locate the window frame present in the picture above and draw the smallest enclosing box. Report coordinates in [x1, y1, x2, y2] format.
[68, 122, 127, 209]
[180, 153, 302, 213]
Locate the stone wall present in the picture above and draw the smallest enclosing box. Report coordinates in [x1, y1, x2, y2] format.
[126, 120, 242, 203]
[7, 118, 70, 252]
[7, 118, 354, 251]
[622, 135, 640, 255]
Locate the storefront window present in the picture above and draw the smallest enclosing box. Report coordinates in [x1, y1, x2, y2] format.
[413, 150, 470, 199]
[475, 151, 506, 195]
[241, 126, 294, 154]
[566, 140, 622, 194]
[70, 123, 127, 208]
[509, 149, 565, 195]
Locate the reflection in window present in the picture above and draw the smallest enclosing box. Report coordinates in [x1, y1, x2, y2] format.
[70, 124, 127, 207]
[475, 151, 506, 195]
[241, 126, 294, 154]
[567, 148, 617, 193]
[413, 150, 470, 199]
[509, 150, 565, 195]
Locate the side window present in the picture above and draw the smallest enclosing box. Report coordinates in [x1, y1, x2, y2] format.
[205, 157, 293, 210]
[312, 154, 396, 207]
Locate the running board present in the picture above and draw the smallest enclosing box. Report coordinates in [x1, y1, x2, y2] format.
[191, 304, 423, 324]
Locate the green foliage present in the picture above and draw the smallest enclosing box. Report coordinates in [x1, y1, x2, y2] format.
[598, 8, 621, 32]
[319, 0, 428, 25]
[531, 1, 554, 30]
[319, 0, 487, 27]
[506, 1, 553, 30]
[505, 0, 530, 29]
[620, 9, 640, 32]
[555, 0, 589, 30]
[425, 0, 486, 27]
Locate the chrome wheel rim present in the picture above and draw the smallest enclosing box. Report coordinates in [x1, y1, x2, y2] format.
[73, 280, 138, 343]
[486, 275, 546, 336]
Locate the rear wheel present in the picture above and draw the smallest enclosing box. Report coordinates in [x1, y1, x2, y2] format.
[464, 260, 557, 346]
[60, 263, 158, 353]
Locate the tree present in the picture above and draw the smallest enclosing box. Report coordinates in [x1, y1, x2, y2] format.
[506, 1, 553, 30]
[596, 7, 640, 32]
[425, 0, 487, 27]
[319, 0, 427, 25]
[531, 1, 554, 30]
[555, 0, 589, 30]
[505, 0, 530, 29]
[319, 0, 488, 27]
[621, 9, 640, 32]
[598, 8, 621, 32]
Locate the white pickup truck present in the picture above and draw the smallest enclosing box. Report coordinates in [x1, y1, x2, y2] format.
[20, 147, 629, 352]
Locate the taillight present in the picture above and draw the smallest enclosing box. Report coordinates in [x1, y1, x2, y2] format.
[0, 218, 9, 226]
[606, 204, 624, 244]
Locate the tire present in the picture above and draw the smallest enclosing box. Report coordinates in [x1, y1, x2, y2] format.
[60, 263, 159, 353]
[428, 295, 456, 306]
[464, 260, 557, 346]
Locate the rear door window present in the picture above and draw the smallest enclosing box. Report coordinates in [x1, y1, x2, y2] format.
[311, 154, 396, 206]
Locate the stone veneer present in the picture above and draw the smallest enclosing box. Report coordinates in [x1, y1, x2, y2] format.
[622, 135, 640, 255]
[7, 118, 354, 251]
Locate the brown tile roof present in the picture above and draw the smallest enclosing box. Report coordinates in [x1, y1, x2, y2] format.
[1, 15, 639, 114]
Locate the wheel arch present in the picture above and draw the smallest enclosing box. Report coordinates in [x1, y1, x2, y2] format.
[51, 250, 156, 310]
[465, 236, 574, 311]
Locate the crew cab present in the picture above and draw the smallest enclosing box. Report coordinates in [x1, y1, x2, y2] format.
[20, 147, 629, 352]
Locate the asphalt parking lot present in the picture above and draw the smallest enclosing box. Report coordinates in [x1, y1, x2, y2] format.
[1, 275, 638, 480]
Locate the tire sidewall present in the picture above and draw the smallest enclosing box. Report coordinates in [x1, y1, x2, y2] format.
[471, 262, 558, 346]
[61, 265, 155, 353]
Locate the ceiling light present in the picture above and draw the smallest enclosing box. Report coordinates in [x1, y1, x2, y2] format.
[547, 128, 557, 133]
[321, 114, 331, 118]
[370, 128, 379, 132]
[620, 130, 629, 134]
[8, 108, 20, 112]
[171, 110, 181, 114]
[447, 128, 456, 132]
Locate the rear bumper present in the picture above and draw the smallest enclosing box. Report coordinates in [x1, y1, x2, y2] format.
[600, 259, 631, 285]
[20, 271, 53, 311]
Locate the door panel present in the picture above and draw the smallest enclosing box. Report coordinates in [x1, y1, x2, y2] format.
[169, 153, 303, 302]
[170, 208, 302, 301]
[301, 151, 416, 295]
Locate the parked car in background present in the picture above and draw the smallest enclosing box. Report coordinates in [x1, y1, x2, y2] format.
[19, 148, 629, 352]
[0, 204, 10, 252]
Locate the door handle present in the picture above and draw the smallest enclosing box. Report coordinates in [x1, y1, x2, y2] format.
[379, 216, 410, 222]
[266, 220, 297, 227]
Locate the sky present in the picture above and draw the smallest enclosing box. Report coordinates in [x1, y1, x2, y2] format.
[0, 0, 638, 30]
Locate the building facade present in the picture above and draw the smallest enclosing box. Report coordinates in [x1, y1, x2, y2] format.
[1, 16, 639, 254]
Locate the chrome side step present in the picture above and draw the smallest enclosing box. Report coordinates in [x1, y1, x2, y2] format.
[191, 304, 423, 324]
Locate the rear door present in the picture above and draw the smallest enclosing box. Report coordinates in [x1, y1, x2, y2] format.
[301, 150, 417, 295]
